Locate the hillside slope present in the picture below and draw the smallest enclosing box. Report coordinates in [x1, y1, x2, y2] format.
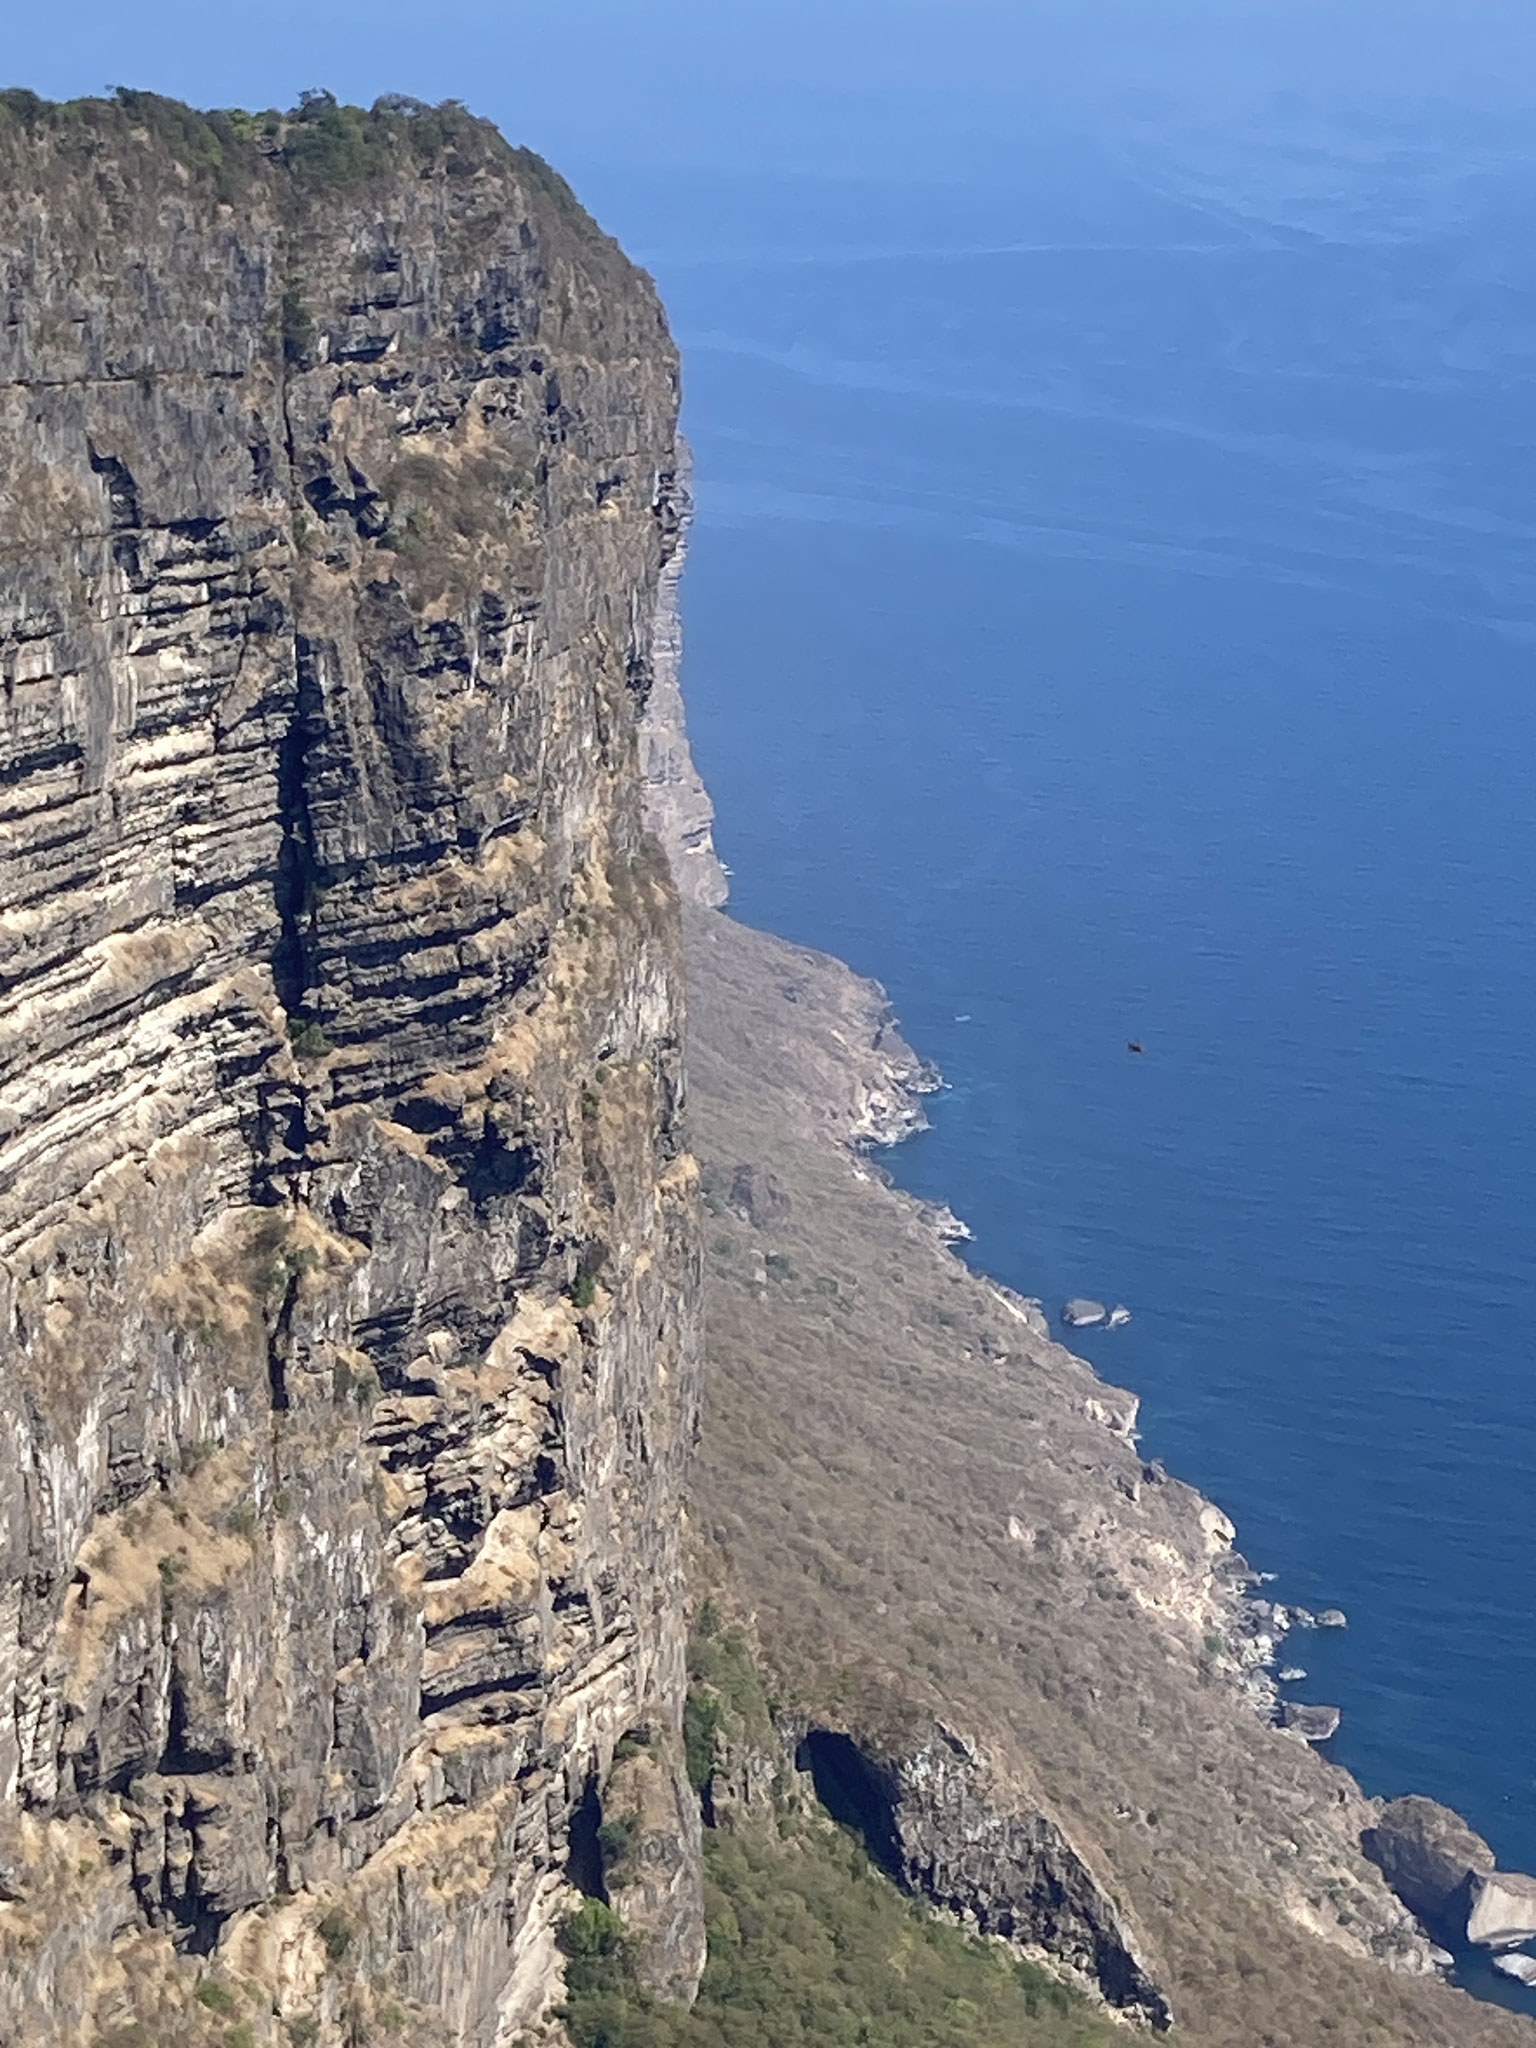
[681, 904, 1535, 2048]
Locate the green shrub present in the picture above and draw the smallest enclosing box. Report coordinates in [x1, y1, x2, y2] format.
[287, 1017, 332, 1059]
[194, 1979, 238, 2015]
[569, 1243, 607, 1311]
[317, 1906, 353, 1963]
[281, 288, 316, 368]
[597, 1812, 639, 1878]
[557, 1811, 1117, 2048]
[557, 1899, 632, 2000]
[682, 1693, 721, 1793]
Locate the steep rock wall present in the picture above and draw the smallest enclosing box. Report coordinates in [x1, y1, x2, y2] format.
[639, 443, 727, 911]
[0, 94, 701, 2046]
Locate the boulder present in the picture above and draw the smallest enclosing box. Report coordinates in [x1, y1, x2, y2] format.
[726, 1163, 791, 1230]
[1062, 1299, 1107, 1328]
[1107, 1305, 1132, 1328]
[1468, 1870, 1536, 1949]
[1280, 1703, 1340, 1743]
[1361, 1797, 1494, 1941]
[1317, 1609, 1348, 1629]
[1494, 1953, 1536, 1985]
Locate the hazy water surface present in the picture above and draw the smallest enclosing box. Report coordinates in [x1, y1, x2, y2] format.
[585, 130, 1536, 2008]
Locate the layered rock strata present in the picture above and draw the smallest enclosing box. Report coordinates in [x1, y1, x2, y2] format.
[0, 93, 701, 2046]
[639, 442, 727, 910]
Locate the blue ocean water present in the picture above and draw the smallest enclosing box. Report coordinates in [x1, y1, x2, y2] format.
[586, 121, 1536, 2007]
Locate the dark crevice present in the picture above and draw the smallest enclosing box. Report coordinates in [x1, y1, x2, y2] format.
[462, 1129, 537, 1211]
[266, 1269, 298, 1412]
[159, 1672, 234, 1782]
[170, 1889, 226, 1958]
[567, 1773, 607, 1902]
[418, 1670, 540, 1718]
[87, 442, 141, 526]
[272, 263, 324, 1054]
[271, 635, 326, 1023]
[796, 1731, 905, 1881]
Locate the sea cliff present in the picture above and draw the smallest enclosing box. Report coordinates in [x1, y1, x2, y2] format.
[2, 85, 1535, 2048]
[0, 92, 701, 2046]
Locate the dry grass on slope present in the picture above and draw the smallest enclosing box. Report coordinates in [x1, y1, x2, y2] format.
[683, 907, 1534, 2048]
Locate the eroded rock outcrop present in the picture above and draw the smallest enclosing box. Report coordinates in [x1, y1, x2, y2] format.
[0, 91, 701, 2045]
[1362, 1795, 1495, 1942]
[1469, 1873, 1536, 1951]
[798, 1724, 1171, 2027]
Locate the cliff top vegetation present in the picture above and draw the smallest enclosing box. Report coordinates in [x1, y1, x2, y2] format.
[0, 84, 584, 214]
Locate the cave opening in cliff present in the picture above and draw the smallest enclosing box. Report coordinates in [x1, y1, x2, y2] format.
[797, 1731, 904, 1882]
[271, 636, 327, 1028]
[567, 1772, 608, 1903]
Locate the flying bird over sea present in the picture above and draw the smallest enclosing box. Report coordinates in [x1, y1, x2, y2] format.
[1127, 1040, 1144, 1055]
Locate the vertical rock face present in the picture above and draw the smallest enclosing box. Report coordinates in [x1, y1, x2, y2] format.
[0, 94, 702, 2044]
[639, 445, 728, 910]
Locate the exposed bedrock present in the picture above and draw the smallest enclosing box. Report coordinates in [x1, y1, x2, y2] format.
[1469, 1873, 1536, 1952]
[1362, 1795, 1496, 1943]
[796, 1724, 1172, 2028]
[639, 440, 727, 912]
[0, 95, 701, 2045]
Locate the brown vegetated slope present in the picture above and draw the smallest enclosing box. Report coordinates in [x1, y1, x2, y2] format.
[683, 904, 1534, 2048]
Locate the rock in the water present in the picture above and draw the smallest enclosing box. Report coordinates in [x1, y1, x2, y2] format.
[1361, 1797, 1495, 1941]
[1468, 1870, 1536, 1949]
[1494, 1953, 1536, 1985]
[1062, 1298, 1108, 1328]
[1317, 1609, 1348, 1629]
[1280, 1703, 1341, 1743]
[1107, 1304, 1132, 1328]
[1278, 1666, 1307, 1683]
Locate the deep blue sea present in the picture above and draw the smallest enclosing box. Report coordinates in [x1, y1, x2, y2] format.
[581, 115, 1536, 2010]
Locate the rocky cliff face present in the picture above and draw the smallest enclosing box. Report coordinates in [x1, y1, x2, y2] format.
[0, 93, 702, 2046]
[639, 444, 727, 912]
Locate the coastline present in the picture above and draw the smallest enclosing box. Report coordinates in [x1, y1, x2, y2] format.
[639, 463, 1536, 2042]
[750, 927, 1536, 2018]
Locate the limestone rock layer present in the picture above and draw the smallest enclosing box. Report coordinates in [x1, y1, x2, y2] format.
[0, 95, 702, 2046]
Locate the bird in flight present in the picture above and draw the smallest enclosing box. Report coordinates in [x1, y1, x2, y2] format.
[1127, 1040, 1144, 1055]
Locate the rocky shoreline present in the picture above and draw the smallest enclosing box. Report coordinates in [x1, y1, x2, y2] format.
[642, 631, 1536, 2030]
[716, 912, 1535, 1995]
[868, 1043, 1536, 1998]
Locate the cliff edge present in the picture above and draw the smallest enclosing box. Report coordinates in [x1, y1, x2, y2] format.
[0, 92, 702, 2047]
